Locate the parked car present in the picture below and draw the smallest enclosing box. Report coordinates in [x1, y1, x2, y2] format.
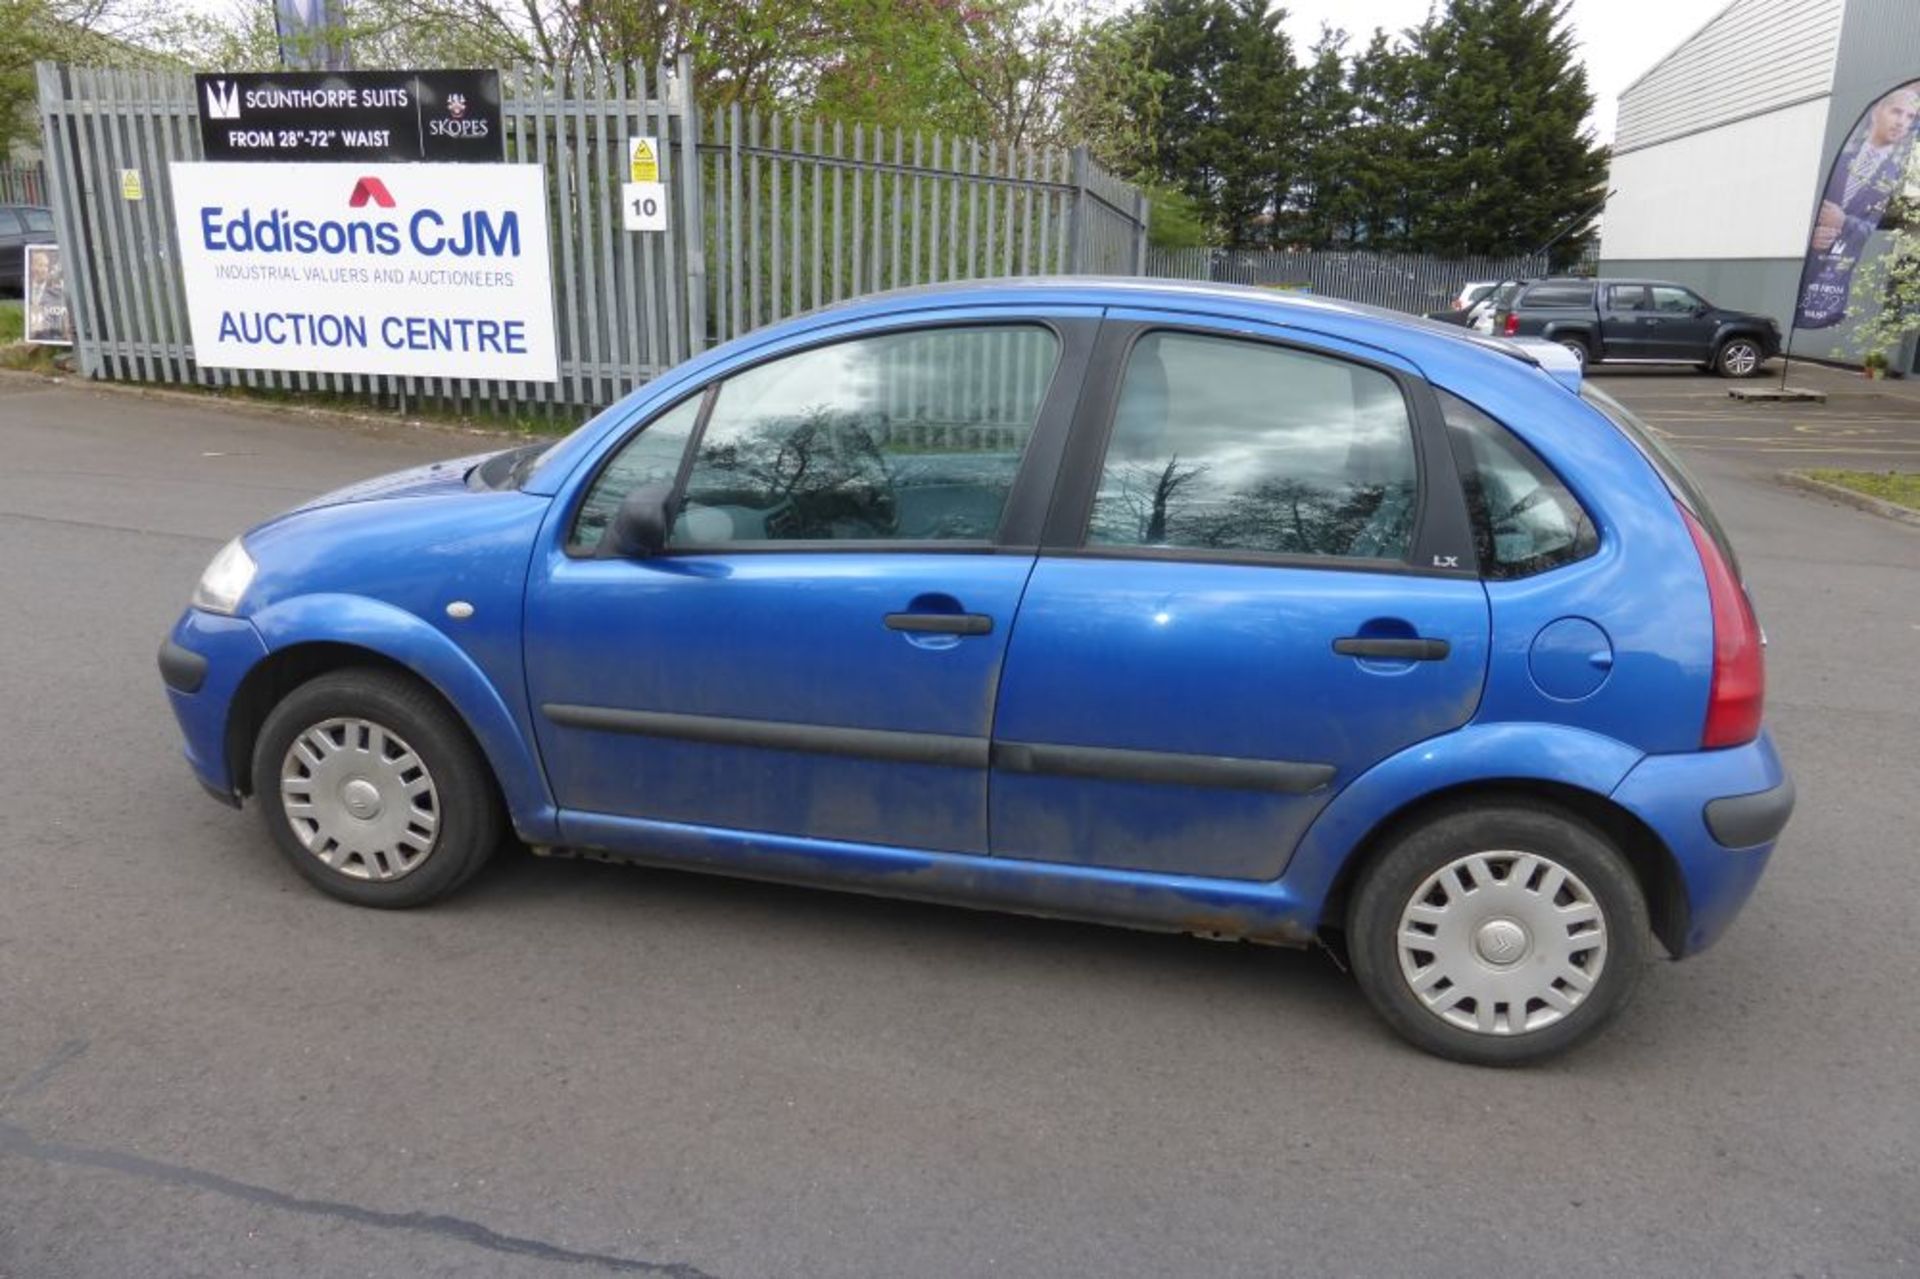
[158, 278, 1791, 1065]
[0, 204, 55, 295]
[1424, 280, 1501, 325]
[1493, 277, 1780, 377]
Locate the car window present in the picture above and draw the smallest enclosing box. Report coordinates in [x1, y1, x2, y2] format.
[0, 210, 22, 235]
[1440, 391, 1598, 579]
[21, 209, 52, 232]
[1522, 282, 1595, 308]
[567, 393, 704, 552]
[1606, 285, 1649, 312]
[1649, 286, 1701, 314]
[1085, 331, 1419, 561]
[671, 324, 1057, 545]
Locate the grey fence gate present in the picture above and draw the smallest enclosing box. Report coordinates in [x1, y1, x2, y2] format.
[33, 60, 1148, 416]
[1145, 246, 1546, 314]
[1, 162, 46, 204]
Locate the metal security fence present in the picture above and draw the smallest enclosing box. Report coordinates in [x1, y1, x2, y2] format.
[1, 162, 46, 204]
[1145, 246, 1546, 314]
[33, 60, 1147, 416]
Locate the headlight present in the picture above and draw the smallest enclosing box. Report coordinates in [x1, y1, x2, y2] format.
[191, 538, 257, 615]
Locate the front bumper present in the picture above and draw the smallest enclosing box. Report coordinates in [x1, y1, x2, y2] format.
[1611, 728, 1792, 957]
[159, 608, 268, 804]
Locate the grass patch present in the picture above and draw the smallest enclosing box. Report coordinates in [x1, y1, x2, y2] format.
[0, 341, 60, 372]
[1805, 468, 1920, 511]
[0, 300, 21, 344]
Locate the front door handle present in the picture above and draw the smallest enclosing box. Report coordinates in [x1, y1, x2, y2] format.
[1333, 636, 1450, 661]
[885, 612, 994, 637]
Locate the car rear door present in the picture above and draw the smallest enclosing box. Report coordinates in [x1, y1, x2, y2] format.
[1600, 283, 1651, 359]
[987, 316, 1491, 881]
[525, 313, 1095, 855]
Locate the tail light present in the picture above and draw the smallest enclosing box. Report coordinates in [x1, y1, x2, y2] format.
[1502, 312, 1519, 336]
[1680, 505, 1764, 748]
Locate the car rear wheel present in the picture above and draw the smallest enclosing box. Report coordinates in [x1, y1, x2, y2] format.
[1715, 337, 1764, 378]
[1555, 337, 1590, 368]
[252, 668, 502, 908]
[1347, 803, 1649, 1065]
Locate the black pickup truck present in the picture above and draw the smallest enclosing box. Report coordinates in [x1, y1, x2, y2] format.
[1491, 277, 1781, 378]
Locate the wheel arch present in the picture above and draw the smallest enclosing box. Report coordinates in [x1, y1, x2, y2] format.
[1316, 778, 1689, 959]
[234, 594, 560, 842]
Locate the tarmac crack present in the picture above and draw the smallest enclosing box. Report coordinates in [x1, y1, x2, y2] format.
[0, 1117, 717, 1277]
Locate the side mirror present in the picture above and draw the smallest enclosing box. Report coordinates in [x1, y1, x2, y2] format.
[1693, 303, 1711, 317]
[603, 482, 676, 558]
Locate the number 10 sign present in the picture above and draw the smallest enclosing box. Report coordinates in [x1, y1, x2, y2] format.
[622, 181, 667, 232]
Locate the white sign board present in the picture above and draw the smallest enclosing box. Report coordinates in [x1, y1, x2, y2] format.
[169, 161, 558, 381]
[622, 180, 667, 232]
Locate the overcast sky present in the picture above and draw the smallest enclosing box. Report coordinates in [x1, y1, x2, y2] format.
[1275, 0, 1733, 142]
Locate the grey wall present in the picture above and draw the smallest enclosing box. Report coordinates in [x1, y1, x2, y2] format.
[1598, 256, 1805, 334]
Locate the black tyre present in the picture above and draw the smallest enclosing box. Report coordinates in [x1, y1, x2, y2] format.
[1715, 336, 1765, 378]
[252, 668, 502, 908]
[1347, 802, 1650, 1066]
[1555, 336, 1590, 368]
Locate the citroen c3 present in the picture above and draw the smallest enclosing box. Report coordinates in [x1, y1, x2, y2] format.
[158, 279, 1793, 1064]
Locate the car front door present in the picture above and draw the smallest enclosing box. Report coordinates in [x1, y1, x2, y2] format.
[525, 315, 1092, 855]
[1643, 285, 1718, 359]
[987, 318, 1491, 881]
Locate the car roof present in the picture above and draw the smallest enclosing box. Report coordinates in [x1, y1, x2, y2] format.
[805, 275, 1551, 371]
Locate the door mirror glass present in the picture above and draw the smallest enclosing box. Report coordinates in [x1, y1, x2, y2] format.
[569, 392, 704, 553]
[604, 483, 676, 558]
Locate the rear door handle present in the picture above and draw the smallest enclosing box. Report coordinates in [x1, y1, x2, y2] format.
[885, 613, 994, 636]
[1333, 636, 1451, 661]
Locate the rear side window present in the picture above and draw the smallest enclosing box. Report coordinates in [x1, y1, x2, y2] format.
[1086, 331, 1419, 561]
[1522, 282, 1595, 308]
[0, 210, 22, 235]
[1440, 391, 1598, 579]
[21, 209, 52, 232]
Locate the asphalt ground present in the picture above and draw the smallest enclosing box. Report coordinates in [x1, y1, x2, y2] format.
[1, 368, 1916, 1277]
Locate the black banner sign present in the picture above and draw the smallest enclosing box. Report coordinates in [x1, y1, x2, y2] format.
[194, 69, 503, 163]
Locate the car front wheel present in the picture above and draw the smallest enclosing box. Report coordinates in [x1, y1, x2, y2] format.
[1715, 337, 1765, 378]
[252, 668, 502, 907]
[1347, 803, 1649, 1065]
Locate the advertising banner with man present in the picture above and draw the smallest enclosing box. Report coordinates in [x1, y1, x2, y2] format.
[168, 161, 557, 381]
[23, 244, 72, 345]
[1794, 80, 1920, 329]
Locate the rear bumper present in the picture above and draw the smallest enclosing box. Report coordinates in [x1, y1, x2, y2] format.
[1611, 729, 1792, 957]
[160, 609, 268, 803]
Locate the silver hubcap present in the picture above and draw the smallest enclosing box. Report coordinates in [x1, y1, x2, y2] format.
[1559, 341, 1586, 366]
[280, 717, 439, 882]
[1724, 343, 1758, 375]
[1397, 851, 1608, 1036]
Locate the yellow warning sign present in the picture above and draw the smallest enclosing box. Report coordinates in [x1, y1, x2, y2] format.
[628, 136, 660, 183]
[120, 168, 143, 201]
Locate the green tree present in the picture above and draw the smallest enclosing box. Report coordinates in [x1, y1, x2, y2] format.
[1340, 27, 1423, 249]
[1286, 24, 1354, 245]
[1133, 0, 1301, 247]
[1405, 0, 1607, 259]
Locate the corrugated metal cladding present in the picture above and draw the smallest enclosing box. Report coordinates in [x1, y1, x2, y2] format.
[1614, 0, 1844, 154]
[1822, 0, 1920, 156]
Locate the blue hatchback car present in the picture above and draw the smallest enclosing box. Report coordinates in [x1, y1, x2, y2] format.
[159, 279, 1792, 1064]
